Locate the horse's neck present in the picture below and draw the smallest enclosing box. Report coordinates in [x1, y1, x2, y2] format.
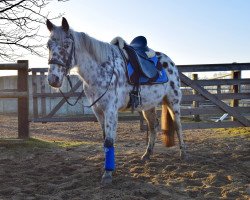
[73, 32, 113, 86]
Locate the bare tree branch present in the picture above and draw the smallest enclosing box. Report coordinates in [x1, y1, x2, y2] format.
[0, 0, 67, 61]
[0, 0, 26, 13]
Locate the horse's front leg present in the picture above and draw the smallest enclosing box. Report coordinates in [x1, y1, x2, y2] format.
[92, 105, 105, 139]
[101, 108, 118, 185]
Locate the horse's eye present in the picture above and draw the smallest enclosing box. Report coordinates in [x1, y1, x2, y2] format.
[64, 44, 69, 48]
[61, 67, 66, 73]
[63, 41, 70, 48]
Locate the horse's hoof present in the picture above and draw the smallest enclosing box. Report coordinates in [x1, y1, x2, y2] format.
[101, 171, 112, 185]
[180, 151, 189, 161]
[141, 153, 150, 161]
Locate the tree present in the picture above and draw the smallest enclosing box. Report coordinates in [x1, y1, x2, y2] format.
[0, 0, 67, 61]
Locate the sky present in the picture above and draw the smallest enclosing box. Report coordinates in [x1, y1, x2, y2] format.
[3, 0, 250, 76]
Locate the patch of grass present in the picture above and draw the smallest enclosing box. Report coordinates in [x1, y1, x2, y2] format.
[213, 127, 250, 139]
[0, 138, 100, 149]
[52, 140, 100, 148]
[0, 138, 56, 149]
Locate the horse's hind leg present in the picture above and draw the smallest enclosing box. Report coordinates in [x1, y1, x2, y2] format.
[166, 96, 187, 159]
[173, 108, 187, 159]
[141, 108, 157, 161]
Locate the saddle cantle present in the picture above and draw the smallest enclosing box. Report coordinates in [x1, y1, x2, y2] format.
[124, 36, 158, 79]
[130, 36, 149, 52]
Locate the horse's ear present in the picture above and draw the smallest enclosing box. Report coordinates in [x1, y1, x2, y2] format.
[62, 17, 69, 32]
[46, 19, 54, 32]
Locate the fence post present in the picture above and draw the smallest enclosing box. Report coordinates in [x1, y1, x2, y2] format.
[32, 70, 38, 118]
[40, 72, 46, 117]
[17, 60, 29, 139]
[192, 74, 201, 121]
[231, 70, 241, 121]
[217, 85, 221, 94]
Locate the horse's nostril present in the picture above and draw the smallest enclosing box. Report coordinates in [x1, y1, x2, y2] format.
[54, 75, 59, 83]
[51, 74, 59, 83]
[48, 74, 61, 87]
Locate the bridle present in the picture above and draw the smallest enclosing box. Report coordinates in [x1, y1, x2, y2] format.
[48, 34, 115, 108]
[48, 34, 82, 106]
[48, 34, 76, 76]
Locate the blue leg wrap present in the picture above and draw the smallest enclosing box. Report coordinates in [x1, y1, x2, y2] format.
[104, 146, 115, 171]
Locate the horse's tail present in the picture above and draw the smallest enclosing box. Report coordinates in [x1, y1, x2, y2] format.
[161, 96, 175, 147]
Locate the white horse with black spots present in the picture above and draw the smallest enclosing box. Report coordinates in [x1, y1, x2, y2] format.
[46, 17, 186, 184]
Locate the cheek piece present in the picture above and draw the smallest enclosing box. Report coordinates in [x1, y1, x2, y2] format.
[104, 137, 115, 171]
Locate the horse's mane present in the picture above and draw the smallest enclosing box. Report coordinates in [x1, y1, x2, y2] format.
[72, 30, 112, 64]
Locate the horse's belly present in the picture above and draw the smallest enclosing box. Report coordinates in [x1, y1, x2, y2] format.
[139, 95, 163, 111]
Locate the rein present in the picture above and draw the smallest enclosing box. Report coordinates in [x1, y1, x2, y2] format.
[59, 75, 84, 107]
[59, 48, 116, 108]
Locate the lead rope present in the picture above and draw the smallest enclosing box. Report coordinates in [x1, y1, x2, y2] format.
[60, 50, 116, 108]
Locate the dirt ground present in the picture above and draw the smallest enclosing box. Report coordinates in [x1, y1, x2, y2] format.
[0, 114, 249, 200]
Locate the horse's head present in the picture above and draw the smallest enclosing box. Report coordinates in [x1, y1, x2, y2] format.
[46, 17, 75, 88]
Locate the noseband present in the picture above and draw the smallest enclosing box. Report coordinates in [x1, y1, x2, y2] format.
[48, 34, 75, 75]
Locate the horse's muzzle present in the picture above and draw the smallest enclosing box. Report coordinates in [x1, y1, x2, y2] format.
[48, 74, 61, 88]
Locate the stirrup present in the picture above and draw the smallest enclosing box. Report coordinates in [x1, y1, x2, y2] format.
[129, 90, 141, 113]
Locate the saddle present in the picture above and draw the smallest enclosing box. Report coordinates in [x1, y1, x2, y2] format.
[124, 36, 158, 79]
[111, 36, 168, 111]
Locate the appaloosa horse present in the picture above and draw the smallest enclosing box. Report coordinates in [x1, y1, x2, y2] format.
[46, 17, 186, 184]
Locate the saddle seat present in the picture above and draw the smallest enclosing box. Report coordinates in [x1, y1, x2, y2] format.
[124, 36, 159, 79]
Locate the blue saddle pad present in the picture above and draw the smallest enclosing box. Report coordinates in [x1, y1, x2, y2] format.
[127, 56, 168, 85]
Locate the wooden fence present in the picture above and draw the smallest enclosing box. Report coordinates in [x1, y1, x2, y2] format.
[0, 60, 29, 138]
[0, 61, 250, 138]
[29, 62, 250, 130]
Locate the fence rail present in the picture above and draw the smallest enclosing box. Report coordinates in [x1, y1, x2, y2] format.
[178, 62, 250, 72]
[0, 63, 28, 70]
[0, 91, 28, 98]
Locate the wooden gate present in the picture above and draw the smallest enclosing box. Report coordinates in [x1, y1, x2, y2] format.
[179, 63, 250, 129]
[30, 68, 142, 123]
[30, 68, 91, 122]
